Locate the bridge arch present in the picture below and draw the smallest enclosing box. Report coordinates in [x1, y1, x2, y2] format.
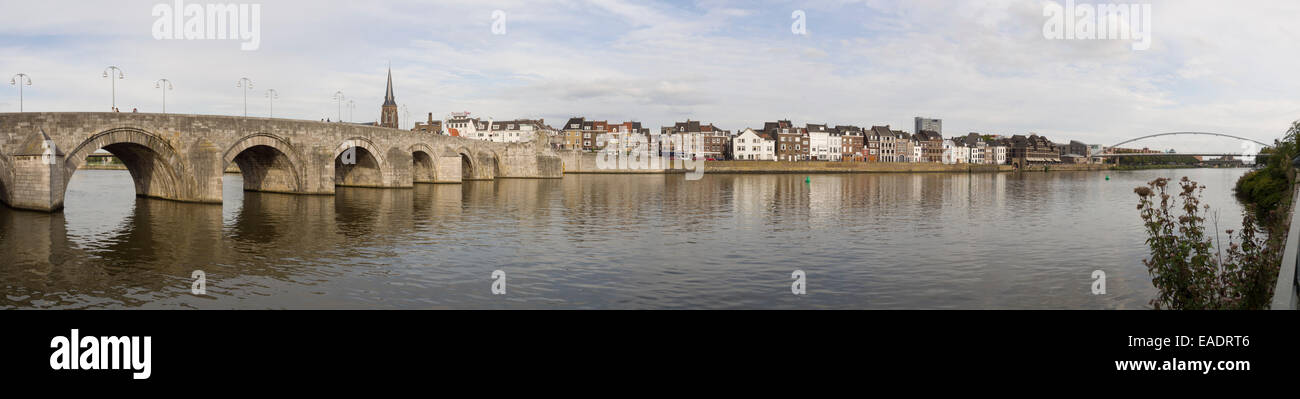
[489, 150, 503, 178]
[409, 143, 438, 184]
[1103, 132, 1270, 154]
[64, 127, 189, 202]
[454, 146, 481, 181]
[334, 137, 388, 188]
[223, 133, 306, 193]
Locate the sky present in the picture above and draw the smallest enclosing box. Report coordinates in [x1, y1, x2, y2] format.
[1, 0, 1299, 152]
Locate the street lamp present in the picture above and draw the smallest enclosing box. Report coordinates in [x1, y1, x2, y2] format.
[10, 73, 31, 112]
[265, 89, 278, 118]
[347, 99, 355, 123]
[102, 66, 125, 110]
[332, 91, 344, 122]
[154, 79, 173, 114]
[236, 77, 253, 117]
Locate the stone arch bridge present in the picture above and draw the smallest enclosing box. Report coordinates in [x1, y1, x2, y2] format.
[0, 112, 563, 212]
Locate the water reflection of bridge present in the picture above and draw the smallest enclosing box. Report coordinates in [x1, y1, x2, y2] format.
[0, 178, 567, 308]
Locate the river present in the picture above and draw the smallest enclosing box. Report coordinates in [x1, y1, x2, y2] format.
[0, 167, 1252, 309]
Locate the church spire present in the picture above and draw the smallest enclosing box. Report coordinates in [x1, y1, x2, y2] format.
[383, 65, 396, 107]
[380, 64, 399, 128]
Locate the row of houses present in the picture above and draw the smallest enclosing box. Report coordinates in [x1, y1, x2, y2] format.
[409, 112, 1099, 168]
[560, 118, 1084, 168]
[733, 122, 993, 164]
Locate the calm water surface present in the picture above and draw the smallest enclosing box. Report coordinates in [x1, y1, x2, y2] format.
[0, 168, 1252, 309]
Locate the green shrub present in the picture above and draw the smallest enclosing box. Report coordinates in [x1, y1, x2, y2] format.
[1134, 177, 1280, 309]
[1234, 120, 1299, 224]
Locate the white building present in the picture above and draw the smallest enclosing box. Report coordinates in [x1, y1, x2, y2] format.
[807, 124, 839, 161]
[956, 133, 994, 164]
[444, 112, 481, 138]
[444, 112, 551, 143]
[489, 119, 551, 143]
[868, 126, 896, 162]
[969, 140, 987, 164]
[952, 143, 969, 164]
[942, 140, 969, 164]
[942, 140, 960, 164]
[732, 128, 776, 161]
[990, 144, 1008, 165]
[829, 131, 842, 161]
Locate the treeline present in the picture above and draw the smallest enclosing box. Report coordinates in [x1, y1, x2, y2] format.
[1234, 121, 1299, 224]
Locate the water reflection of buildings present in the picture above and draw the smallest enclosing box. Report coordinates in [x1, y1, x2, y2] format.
[808, 175, 843, 227]
[729, 175, 778, 218]
[561, 175, 667, 237]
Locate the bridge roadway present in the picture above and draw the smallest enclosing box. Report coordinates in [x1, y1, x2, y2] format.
[0, 112, 563, 212]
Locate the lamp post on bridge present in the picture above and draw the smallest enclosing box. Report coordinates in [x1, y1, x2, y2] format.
[236, 77, 253, 117]
[9, 73, 31, 112]
[347, 99, 355, 123]
[265, 89, 278, 118]
[154, 78, 173, 114]
[102, 66, 125, 110]
[332, 91, 344, 122]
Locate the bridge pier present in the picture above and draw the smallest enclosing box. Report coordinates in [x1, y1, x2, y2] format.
[8, 153, 66, 212]
[434, 152, 462, 183]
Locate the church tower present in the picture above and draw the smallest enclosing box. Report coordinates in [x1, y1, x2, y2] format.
[380, 67, 399, 129]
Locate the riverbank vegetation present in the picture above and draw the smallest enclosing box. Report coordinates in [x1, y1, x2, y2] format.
[1234, 121, 1299, 225]
[1135, 177, 1280, 309]
[1133, 121, 1297, 309]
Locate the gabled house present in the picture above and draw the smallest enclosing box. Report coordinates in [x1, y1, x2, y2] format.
[733, 128, 776, 161]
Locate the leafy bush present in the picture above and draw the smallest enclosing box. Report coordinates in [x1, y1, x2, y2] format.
[1235, 168, 1289, 216]
[1234, 120, 1299, 223]
[1134, 177, 1280, 309]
